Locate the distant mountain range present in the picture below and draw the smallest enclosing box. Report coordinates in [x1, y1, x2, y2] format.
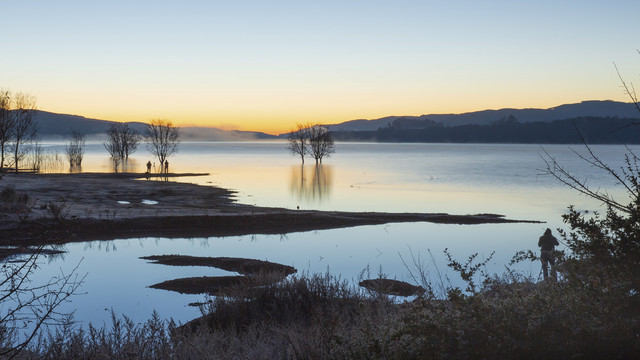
[32, 111, 277, 141]
[331, 116, 640, 144]
[325, 100, 640, 131]
[32, 100, 640, 143]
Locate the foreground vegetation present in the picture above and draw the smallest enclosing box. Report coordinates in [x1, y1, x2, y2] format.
[6, 262, 636, 359]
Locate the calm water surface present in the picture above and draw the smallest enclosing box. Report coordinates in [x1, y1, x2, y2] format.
[23, 142, 636, 327]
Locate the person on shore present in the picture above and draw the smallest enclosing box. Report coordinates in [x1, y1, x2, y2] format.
[164, 160, 169, 174]
[538, 228, 559, 281]
[146, 161, 151, 173]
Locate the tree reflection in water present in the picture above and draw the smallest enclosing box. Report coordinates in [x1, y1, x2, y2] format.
[105, 158, 139, 174]
[289, 164, 333, 204]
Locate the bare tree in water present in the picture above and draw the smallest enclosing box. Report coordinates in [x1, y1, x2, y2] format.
[9, 93, 38, 173]
[114, 123, 139, 160]
[0, 90, 13, 172]
[145, 119, 179, 168]
[308, 125, 335, 164]
[287, 123, 310, 164]
[28, 138, 44, 173]
[65, 131, 86, 170]
[122, 124, 140, 160]
[103, 123, 139, 172]
[104, 126, 122, 172]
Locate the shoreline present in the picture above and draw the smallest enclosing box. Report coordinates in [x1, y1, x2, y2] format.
[0, 172, 541, 247]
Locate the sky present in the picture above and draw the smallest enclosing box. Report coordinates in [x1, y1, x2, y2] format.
[2, 1, 640, 135]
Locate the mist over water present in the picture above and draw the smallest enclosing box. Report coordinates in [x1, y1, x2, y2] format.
[23, 142, 636, 327]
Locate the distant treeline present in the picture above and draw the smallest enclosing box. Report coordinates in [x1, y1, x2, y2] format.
[331, 116, 640, 144]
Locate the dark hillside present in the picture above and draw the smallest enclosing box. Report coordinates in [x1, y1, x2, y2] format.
[31, 111, 277, 141]
[332, 117, 640, 144]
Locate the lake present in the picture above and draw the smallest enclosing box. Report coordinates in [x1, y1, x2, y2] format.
[17, 142, 636, 328]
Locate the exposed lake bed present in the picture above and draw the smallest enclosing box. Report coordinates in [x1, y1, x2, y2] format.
[0, 172, 536, 247]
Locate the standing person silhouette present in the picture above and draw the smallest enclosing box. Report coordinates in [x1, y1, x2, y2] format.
[538, 228, 559, 281]
[164, 160, 169, 174]
[146, 161, 151, 173]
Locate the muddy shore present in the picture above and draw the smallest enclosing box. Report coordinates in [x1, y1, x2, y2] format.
[0, 172, 541, 247]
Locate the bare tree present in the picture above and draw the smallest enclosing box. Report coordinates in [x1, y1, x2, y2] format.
[119, 123, 140, 160]
[614, 60, 640, 114]
[308, 124, 335, 164]
[144, 118, 179, 168]
[10, 93, 38, 173]
[103, 123, 139, 164]
[103, 126, 122, 173]
[287, 123, 310, 164]
[0, 247, 84, 358]
[65, 131, 85, 170]
[0, 90, 13, 172]
[541, 143, 632, 213]
[537, 59, 640, 293]
[29, 138, 44, 172]
[542, 58, 640, 214]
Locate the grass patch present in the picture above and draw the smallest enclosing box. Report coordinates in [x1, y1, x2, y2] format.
[7, 267, 640, 359]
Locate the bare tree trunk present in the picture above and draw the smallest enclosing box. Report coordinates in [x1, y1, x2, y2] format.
[145, 119, 180, 167]
[308, 125, 335, 164]
[287, 123, 311, 164]
[11, 93, 38, 173]
[0, 90, 12, 172]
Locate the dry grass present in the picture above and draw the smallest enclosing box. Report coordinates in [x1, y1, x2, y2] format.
[9, 265, 637, 359]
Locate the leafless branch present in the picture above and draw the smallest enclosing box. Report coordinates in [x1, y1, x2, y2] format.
[539, 145, 630, 213]
[0, 247, 85, 358]
[144, 119, 179, 169]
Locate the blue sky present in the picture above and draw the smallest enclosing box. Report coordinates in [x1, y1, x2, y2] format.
[2, 0, 639, 133]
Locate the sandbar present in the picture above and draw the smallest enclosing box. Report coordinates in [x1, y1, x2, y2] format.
[0, 172, 540, 247]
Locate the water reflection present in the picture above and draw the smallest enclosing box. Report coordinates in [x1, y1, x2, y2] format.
[83, 240, 119, 252]
[118, 158, 140, 173]
[289, 164, 333, 203]
[69, 165, 82, 173]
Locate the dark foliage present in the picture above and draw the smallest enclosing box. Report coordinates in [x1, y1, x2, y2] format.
[333, 116, 640, 143]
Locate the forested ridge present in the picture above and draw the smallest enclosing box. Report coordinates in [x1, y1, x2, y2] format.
[332, 116, 640, 144]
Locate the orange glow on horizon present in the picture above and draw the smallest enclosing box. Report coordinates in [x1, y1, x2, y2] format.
[38, 91, 629, 136]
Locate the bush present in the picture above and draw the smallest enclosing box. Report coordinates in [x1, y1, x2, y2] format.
[392, 278, 640, 359]
[12, 261, 640, 359]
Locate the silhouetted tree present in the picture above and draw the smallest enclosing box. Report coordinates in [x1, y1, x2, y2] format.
[117, 123, 139, 159]
[65, 130, 85, 169]
[287, 123, 310, 164]
[9, 93, 38, 173]
[308, 125, 335, 164]
[29, 138, 44, 172]
[124, 127, 139, 159]
[103, 123, 139, 163]
[542, 140, 640, 295]
[104, 126, 122, 172]
[538, 61, 640, 296]
[0, 90, 13, 172]
[0, 247, 83, 358]
[145, 118, 180, 167]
